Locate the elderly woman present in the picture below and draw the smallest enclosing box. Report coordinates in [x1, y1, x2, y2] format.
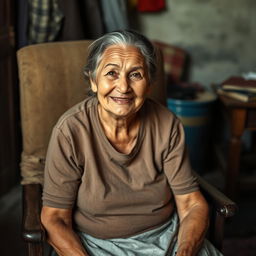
[41, 30, 222, 256]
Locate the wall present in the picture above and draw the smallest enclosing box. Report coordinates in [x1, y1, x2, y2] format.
[137, 0, 256, 88]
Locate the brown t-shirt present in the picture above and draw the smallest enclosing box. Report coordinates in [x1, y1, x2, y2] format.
[42, 96, 198, 239]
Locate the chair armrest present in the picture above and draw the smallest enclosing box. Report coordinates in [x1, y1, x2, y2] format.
[22, 184, 45, 243]
[194, 172, 237, 218]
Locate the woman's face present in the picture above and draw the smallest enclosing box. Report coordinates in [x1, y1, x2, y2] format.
[90, 44, 150, 119]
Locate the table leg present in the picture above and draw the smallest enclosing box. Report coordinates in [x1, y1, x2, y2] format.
[225, 108, 246, 199]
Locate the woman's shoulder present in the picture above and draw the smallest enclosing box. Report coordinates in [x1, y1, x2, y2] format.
[143, 98, 182, 135]
[143, 99, 183, 151]
[144, 98, 178, 122]
[55, 96, 97, 130]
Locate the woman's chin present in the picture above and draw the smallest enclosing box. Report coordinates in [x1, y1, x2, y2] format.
[110, 110, 134, 119]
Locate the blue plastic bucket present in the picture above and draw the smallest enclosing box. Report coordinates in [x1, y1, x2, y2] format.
[167, 91, 217, 173]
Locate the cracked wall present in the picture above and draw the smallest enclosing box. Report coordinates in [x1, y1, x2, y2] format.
[138, 0, 256, 87]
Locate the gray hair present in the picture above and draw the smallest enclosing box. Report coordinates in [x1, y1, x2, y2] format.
[84, 30, 157, 84]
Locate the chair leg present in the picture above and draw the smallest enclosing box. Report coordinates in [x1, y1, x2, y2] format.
[27, 242, 44, 256]
[209, 211, 225, 251]
[213, 213, 225, 251]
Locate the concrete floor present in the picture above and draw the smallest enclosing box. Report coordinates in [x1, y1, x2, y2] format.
[0, 171, 256, 256]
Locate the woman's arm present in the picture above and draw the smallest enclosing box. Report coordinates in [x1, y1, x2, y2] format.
[174, 190, 209, 256]
[41, 206, 89, 256]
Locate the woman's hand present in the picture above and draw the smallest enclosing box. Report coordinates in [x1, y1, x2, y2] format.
[175, 241, 195, 256]
[174, 190, 209, 256]
[41, 206, 89, 256]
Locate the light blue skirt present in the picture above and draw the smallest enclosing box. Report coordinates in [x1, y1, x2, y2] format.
[51, 213, 223, 256]
[78, 213, 222, 256]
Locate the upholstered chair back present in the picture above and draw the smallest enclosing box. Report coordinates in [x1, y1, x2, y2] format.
[17, 40, 166, 185]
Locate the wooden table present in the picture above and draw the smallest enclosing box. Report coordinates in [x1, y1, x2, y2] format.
[218, 95, 256, 199]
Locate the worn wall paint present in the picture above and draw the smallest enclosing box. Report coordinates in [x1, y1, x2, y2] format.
[137, 0, 256, 87]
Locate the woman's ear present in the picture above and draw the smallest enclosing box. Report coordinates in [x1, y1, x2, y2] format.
[85, 70, 98, 93]
[90, 78, 98, 93]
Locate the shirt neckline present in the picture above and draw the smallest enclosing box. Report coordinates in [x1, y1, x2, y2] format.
[92, 97, 146, 164]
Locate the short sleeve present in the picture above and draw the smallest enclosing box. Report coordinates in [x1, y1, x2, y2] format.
[163, 118, 198, 195]
[42, 127, 83, 209]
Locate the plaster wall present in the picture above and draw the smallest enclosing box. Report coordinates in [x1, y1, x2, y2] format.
[137, 0, 256, 87]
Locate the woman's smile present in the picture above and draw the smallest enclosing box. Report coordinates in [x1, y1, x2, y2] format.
[110, 96, 134, 104]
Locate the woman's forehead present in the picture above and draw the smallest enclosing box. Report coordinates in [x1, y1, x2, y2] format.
[100, 44, 145, 65]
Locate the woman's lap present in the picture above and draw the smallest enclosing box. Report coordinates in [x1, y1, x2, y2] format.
[78, 214, 178, 256]
[51, 213, 222, 256]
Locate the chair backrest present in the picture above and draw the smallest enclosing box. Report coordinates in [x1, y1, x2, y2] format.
[17, 40, 166, 185]
[153, 41, 187, 83]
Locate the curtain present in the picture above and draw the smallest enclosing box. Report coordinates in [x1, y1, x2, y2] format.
[100, 0, 129, 32]
[27, 0, 63, 44]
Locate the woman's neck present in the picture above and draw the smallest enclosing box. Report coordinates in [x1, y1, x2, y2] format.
[98, 105, 140, 154]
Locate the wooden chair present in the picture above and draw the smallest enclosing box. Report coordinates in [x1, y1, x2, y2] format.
[17, 40, 236, 256]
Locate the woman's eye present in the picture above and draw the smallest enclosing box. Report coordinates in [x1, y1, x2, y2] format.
[106, 71, 117, 77]
[130, 72, 142, 80]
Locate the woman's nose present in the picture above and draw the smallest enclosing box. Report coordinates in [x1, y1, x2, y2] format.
[117, 76, 130, 93]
